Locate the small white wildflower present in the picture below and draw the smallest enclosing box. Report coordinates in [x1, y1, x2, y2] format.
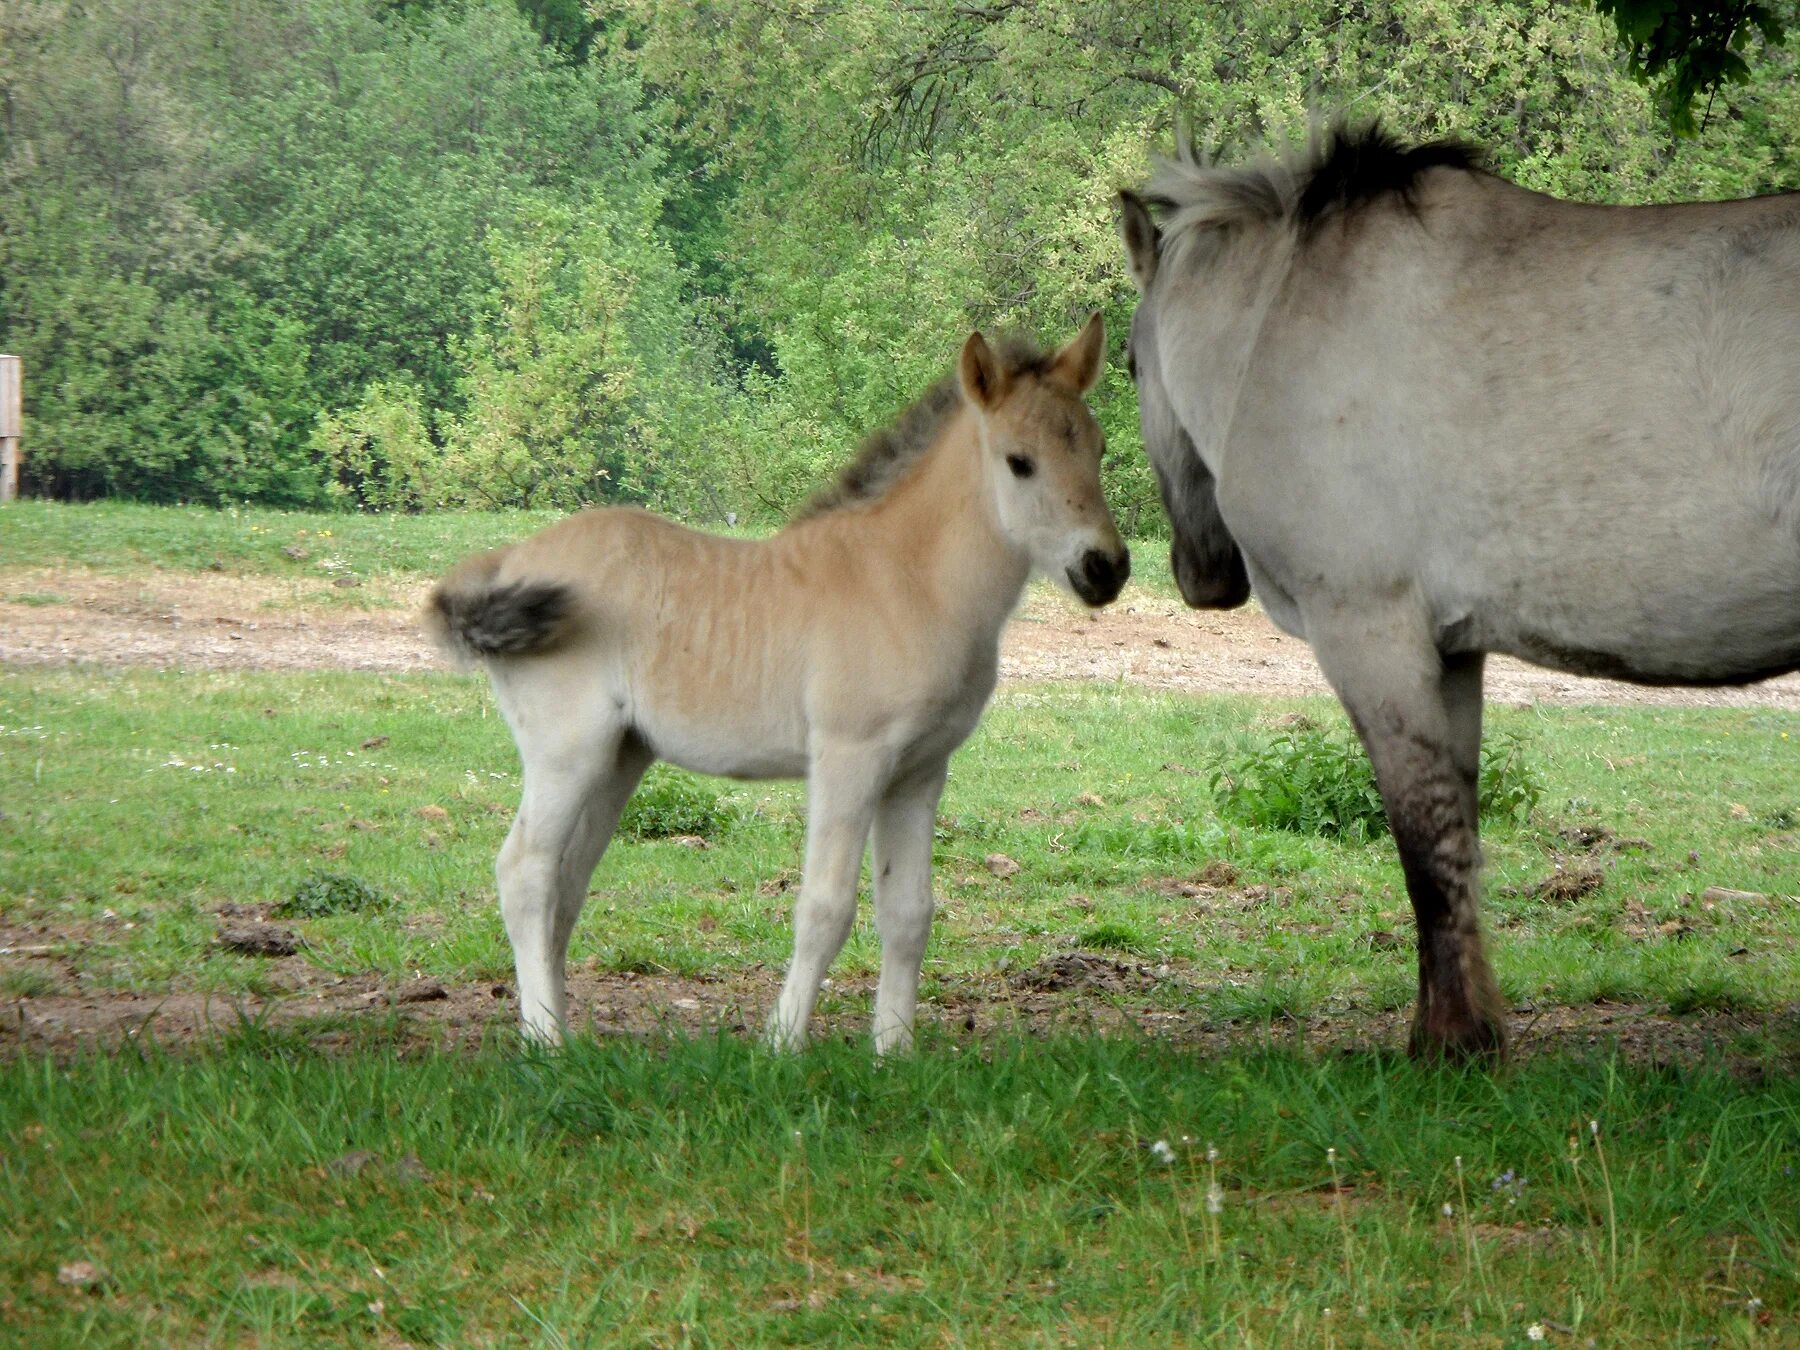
[1589, 1119, 1599, 1137]
[1327, 1147, 1337, 1164]
[1526, 1324, 1545, 1342]
[1442, 1202, 1454, 1218]
[1207, 1144, 1219, 1164]
[1454, 1154, 1463, 1172]
[1150, 1139, 1176, 1166]
[1205, 1183, 1224, 1215]
[1747, 1297, 1763, 1312]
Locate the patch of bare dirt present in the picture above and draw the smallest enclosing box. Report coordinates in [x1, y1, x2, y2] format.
[5, 953, 1797, 1074]
[0, 566, 437, 673]
[1006, 590, 1800, 708]
[6, 565, 1800, 708]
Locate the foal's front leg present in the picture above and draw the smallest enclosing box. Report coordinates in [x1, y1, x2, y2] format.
[1310, 618, 1507, 1061]
[768, 743, 890, 1051]
[870, 760, 950, 1055]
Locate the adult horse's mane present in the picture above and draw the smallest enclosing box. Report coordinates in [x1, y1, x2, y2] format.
[794, 337, 1056, 520]
[1143, 122, 1484, 246]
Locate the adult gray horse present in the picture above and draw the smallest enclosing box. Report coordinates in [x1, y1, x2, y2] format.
[1118, 125, 1800, 1060]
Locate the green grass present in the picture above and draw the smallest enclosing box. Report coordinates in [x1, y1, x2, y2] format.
[2, 500, 1797, 1344]
[2, 666, 1796, 1018]
[3, 1030, 1795, 1345]
[0, 499, 564, 579]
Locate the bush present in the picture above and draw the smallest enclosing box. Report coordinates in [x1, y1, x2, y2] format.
[278, 871, 391, 918]
[1213, 727, 1542, 841]
[620, 768, 735, 841]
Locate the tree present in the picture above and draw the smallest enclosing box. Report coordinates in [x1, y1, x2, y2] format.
[615, 0, 1800, 528]
[1596, 0, 1792, 134]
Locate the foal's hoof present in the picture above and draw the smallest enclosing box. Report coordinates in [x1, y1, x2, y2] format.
[1407, 1011, 1507, 1065]
[765, 1019, 807, 1055]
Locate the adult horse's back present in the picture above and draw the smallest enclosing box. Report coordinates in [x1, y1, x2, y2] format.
[1119, 125, 1800, 1059]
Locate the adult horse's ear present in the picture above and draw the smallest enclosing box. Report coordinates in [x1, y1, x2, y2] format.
[1048, 311, 1106, 394]
[960, 331, 1009, 411]
[1118, 190, 1159, 293]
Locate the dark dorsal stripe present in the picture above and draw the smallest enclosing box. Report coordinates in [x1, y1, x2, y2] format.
[1294, 122, 1484, 236]
[1140, 120, 1486, 248]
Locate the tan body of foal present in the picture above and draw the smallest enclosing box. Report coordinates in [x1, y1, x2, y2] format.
[431, 319, 1128, 1052]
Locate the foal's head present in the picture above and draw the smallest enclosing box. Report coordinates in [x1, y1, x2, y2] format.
[959, 314, 1130, 606]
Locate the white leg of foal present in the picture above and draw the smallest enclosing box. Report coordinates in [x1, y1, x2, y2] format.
[870, 762, 948, 1056]
[768, 744, 888, 1051]
[499, 731, 650, 1044]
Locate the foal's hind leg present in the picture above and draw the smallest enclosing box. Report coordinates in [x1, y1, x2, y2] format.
[768, 742, 890, 1051]
[870, 760, 949, 1056]
[498, 725, 652, 1043]
[1309, 620, 1507, 1061]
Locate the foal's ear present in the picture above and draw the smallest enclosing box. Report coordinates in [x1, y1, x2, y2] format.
[959, 331, 1009, 411]
[1048, 311, 1106, 394]
[1117, 190, 1159, 293]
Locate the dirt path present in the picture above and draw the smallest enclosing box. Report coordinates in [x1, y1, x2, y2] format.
[5, 564, 1800, 708]
[4, 934, 1795, 1070]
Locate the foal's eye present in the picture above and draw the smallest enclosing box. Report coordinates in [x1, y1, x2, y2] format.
[1006, 455, 1035, 479]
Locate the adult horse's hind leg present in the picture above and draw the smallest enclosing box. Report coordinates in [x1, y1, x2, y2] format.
[869, 760, 950, 1055]
[499, 724, 652, 1043]
[1310, 619, 1507, 1061]
[769, 741, 890, 1051]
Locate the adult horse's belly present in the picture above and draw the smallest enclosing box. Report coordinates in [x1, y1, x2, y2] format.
[1242, 556, 1306, 639]
[1478, 585, 1800, 686]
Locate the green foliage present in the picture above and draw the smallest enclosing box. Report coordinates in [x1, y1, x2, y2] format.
[1213, 726, 1543, 841]
[618, 768, 735, 841]
[1596, 0, 1792, 134]
[1476, 731, 1547, 826]
[277, 871, 391, 919]
[1213, 725, 1391, 841]
[3, 210, 322, 505]
[616, 0, 1800, 526]
[5, 1, 1800, 518]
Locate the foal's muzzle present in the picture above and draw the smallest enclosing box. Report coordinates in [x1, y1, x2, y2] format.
[1068, 547, 1130, 607]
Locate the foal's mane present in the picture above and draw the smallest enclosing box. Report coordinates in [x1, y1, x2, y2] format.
[1143, 121, 1483, 246]
[793, 338, 1056, 520]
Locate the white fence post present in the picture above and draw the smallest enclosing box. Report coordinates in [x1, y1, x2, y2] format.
[0, 356, 20, 503]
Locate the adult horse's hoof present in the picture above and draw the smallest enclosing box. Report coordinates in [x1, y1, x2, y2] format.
[1407, 1010, 1508, 1064]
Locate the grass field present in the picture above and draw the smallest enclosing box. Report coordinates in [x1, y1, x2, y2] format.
[0, 500, 566, 581]
[5, 1031, 1796, 1345]
[3, 502, 1798, 1344]
[4, 668, 1798, 1021]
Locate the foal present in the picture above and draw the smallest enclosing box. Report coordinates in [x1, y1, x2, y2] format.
[430, 317, 1129, 1052]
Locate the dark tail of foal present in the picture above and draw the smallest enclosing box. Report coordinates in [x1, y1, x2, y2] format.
[427, 551, 575, 661]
